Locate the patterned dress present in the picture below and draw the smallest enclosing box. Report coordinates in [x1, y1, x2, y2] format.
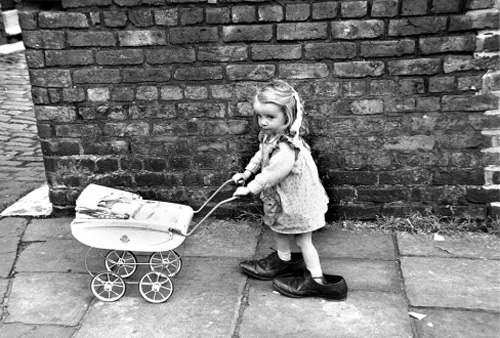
[245, 132, 329, 234]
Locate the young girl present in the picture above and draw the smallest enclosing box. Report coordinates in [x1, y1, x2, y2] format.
[232, 80, 347, 300]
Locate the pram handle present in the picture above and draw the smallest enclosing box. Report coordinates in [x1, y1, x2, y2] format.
[169, 179, 238, 237]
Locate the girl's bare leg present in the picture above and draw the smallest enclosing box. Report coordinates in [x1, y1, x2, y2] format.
[295, 232, 324, 284]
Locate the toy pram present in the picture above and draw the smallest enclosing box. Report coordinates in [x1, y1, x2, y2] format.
[71, 180, 237, 304]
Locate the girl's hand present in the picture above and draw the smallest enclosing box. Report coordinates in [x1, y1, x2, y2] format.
[233, 187, 251, 197]
[232, 173, 246, 185]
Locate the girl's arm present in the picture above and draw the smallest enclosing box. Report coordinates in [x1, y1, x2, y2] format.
[246, 142, 295, 194]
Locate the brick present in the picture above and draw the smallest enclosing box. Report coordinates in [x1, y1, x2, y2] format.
[48, 89, 61, 103]
[31, 88, 49, 104]
[434, 169, 484, 185]
[398, 79, 425, 95]
[388, 59, 440, 76]
[103, 122, 149, 137]
[416, 97, 440, 111]
[351, 99, 384, 115]
[144, 158, 167, 172]
[277, 22, 328, 40]
[419, 35, 476, 54]
[178, 103, 225, 118]
[146, 47, 195, 64]
[370, 80, 396, 96]
[305, 42, 356, 60]
[223, 25, 272, 42]
[466, 0, 496, 9]
[62, 0, 112, 7]
[154, 9, 178, 26]
[119, 30, 166, 46]
[160, 86, 183, 100]
[23, 30, 65, 49]
[122, 68, 171, 82]
[38, 11, 89, 28]
[24, 50, 45, 68]
[252, 44, 301, 60]
[30, 70, 72, 88]
[343, 81, 367, 96]
[449, 11, 499, 31]
[136, 173, 165, 186]
[429, 76, 455, 92]
[45, 50, 94, 66]
[170, 27, 218, 44]
[443, 55, 498, 73]
[180, 7, 203, 25]
[312, 2, 338, 19]
[371, 0, 399, 17]
[360, 40, 415, 57]
[328, 171, 377, 185]
[103, 11, 128, 27]
[431, 0, 461, 13]
[95, 158, 119, 174]
[41, 140, 80, 156]
[466, 187, 500, 203]
[332, 20, 384, 39]
[314, 81, 341, 97]
[279, 63, 329, 79]
[457, 75, 482, 91]
[55, 124, 101, 137]
[226, 64, 276, 81]
[442, 94, 498, 111]
[128, 9, 154, 27]
[185, 86, 208, 100]
[18, 10, 37, 30]
[285, 4, 310, 21]
[112, 87, 135, 101]
[73, 69, 121, 84]
[136, 86, 158, 100]
[68, 31, 116, 47]
[357, 187, 409, 203]
[96, 49, 144, 65]
[341, 1, 368, 18]
[379, 169, 433, 185]
[88, 88, 110, 102]
[198, 46, 247, 62]
[232, 6, 256, 23]
[35, 106, 77, 122]
[206, 7, 230, 24]
[258, 5, 283, 22]
[174, 66, 223, 81]
[384, 135, 435, 151]
[384, 97, 416, 113]
[389, 17, 447, 36]
[401, 0, 427, 15]
[62, 88, 86, 102]
[334, 61, 385, 78]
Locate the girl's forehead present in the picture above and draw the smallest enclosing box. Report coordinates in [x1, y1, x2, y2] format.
[253, 100, 282, 114]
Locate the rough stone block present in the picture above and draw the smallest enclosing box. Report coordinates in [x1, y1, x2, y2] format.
[35, 106, 77, 122]
[45, 50, 94, 66]
[23, 30, 65, 49]
[154, 8, 178, 26]
[17, 10, 37, 30]
[38, 11, 89, 28]
[24, 50, 45, 68]
[73, 69, 121, 84]
[68, 31, 116, 47]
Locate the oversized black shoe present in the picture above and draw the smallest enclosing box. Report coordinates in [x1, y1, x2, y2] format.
[272, 270, 348, 300]
[239, 251, 306, 280]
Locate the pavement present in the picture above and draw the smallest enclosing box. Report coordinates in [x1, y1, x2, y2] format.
[0, 51, 499, 338]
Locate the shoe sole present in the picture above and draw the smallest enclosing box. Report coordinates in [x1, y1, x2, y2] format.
[272, 284, 347, 301]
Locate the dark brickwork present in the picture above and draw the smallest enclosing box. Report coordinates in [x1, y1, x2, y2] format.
[18, 0, 500, 220]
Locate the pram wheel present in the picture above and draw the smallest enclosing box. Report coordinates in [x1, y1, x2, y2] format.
[91, 271, 126, 302]
[105, 250, 137, 278]
[149, 250, 182, 277]
[139, 272, 173, 303]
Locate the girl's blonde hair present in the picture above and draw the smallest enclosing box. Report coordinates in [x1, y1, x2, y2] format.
[254, 80, 306, 138]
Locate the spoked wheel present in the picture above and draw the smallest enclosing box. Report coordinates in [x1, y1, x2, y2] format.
[105, 250, 137, 278]
[149, 250, 182, 277]
[139, 272, 174, 304]
[91, 271, 126, 302]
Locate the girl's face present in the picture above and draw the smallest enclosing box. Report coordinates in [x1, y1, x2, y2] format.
[253, 100, 287, 134]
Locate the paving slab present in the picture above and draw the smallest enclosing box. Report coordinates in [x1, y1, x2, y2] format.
[23, 217, 73, 241]
[0, 323, 76, 338]
[15, 240, 102, 273]
[0, 236, 19, 277]
[401, 257, 500, 311]
[0, 217, 27, 237]
[323, 258, 401, 292]
[181, 219, 260, 258]
[5, 272, 91, 325]
[239, 281, 412, 338]
[398, 232, 500, 260]
[74, 258, 245, 338]
[411, 308, 500, 338]
[258, 227, 396, 260]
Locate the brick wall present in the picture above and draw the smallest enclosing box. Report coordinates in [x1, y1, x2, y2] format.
[18, 0, 500, 220]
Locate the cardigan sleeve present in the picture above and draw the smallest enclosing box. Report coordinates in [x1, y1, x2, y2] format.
[244, 144, 262, 174]
[247, 141, 296, 194]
